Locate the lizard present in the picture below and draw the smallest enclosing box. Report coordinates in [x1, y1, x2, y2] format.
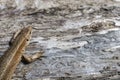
[0, 26, 43, 80]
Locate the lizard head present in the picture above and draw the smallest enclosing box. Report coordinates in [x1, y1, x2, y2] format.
[9, 26, 33, 46]
[22, 26, 32, 35]
[20, 26, 33, 42]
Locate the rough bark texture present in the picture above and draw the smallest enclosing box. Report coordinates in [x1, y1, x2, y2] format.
[0, 0, 120, 80]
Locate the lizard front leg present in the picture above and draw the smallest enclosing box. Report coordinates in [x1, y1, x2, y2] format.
[0, 30, 21, 62]
[22, 51, 44, 63]
[9, 30, 21, 45]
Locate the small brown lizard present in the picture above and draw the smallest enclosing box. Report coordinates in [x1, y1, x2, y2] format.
[0, 26, 43, 80]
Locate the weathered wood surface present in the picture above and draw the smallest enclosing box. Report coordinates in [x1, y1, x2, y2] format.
[0, 0, 120, 80]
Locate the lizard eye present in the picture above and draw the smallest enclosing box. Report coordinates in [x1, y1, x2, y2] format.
[26, 39, 29, 41]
